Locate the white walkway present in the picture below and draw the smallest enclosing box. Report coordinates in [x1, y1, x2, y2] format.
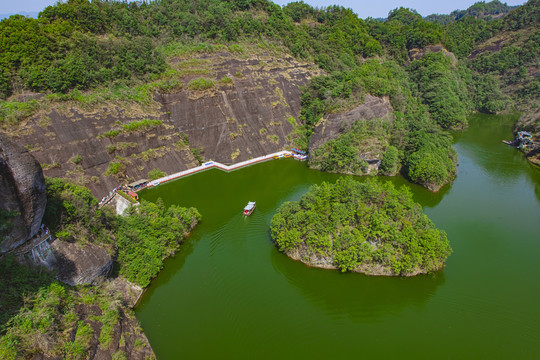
[147, 150, 298, 187]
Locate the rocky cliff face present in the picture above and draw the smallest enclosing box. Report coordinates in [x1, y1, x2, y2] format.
[4, 51, 319, 198]
[516, 111, 540, 166]
[308, 95, 394, 154]
[0, 133, 47, 253]
[162, 55, 317, 164]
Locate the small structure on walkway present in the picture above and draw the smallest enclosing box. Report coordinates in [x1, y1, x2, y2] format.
[127, 179, 148, 191]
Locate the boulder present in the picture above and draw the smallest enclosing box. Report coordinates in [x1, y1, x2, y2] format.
[0, 133, 47, 253]
[51, 239, 113, 286]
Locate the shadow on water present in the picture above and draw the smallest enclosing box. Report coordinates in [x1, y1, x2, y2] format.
[135, 229, 199, 306]
[269, 247, 446, 322]
[379, 174, 452, 208]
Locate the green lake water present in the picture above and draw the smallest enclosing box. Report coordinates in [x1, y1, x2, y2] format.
[136, 114, 540, 359]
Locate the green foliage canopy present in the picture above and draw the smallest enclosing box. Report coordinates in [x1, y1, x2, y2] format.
[116, 199, 201, 287]
[270, 178, 451, 275]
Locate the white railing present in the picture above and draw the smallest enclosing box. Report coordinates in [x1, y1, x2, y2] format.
[147, 150, 295, 187]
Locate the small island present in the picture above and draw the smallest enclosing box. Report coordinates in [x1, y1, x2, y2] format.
[270, 178, 451, 276]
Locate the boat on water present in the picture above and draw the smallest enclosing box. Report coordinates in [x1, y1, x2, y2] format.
[243, 201, 256, 216]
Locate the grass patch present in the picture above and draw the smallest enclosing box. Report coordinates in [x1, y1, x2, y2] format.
[104, 129, 121, 138]
[287, 116, 297, 127]
[0, 99, 41, 127]
[220, 76, 233, 85]
[63, 321, 93, 359]
[148, 79, 183, 93]
[71, 154, 82, 165]
[191, 148, 203, 164]
[231, 148, 241, 160]
[228, 44, 244, 53]
[112, 350, 127, 360]
[188, 78, 215, 91]
[148, 168, 166, 180]
[162, 42, 223, 58]
[42, 162, 61, 170]
[116, 142, 137, 151]
[163, 68, 209, 78]
[24, 144, 42, 152]
[117, 190, 138, 204]
[174, 140, 187, 150]
[104, 161, 125, 176]
[100, 119, 162, 139]
[48, 85, 153, 107]
[98, 307, 119, 349]
[176, 58, 211, 69]
[132, 146, 166, 161]
[122, 119, 162, 132]
[267, 134, 279, 144]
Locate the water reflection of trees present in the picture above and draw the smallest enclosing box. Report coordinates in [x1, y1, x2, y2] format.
[270, 249, 445, 322]
[135, 230, 198, 308]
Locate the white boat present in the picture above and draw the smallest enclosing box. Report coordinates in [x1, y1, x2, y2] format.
[243, 202, 256, 216]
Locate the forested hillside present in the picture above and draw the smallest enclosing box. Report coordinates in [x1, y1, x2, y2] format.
[425, 0, 518, 24]
[1, 0, 538, 189]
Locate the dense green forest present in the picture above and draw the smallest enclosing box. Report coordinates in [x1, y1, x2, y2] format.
[270, 178, 452, 275]
[1, 0, 538, 188]
[425, 0, 518, 24]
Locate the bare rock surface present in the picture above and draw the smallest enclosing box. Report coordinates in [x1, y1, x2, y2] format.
[51, 239, 113, 286]
[162, 56, 318, 164]
[3, 53, 319, 199]
[409, 44, 457, 63]
[7, 107, 198, 199]
[308, 95, 394, 153]
[0, 133, 47, 253]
